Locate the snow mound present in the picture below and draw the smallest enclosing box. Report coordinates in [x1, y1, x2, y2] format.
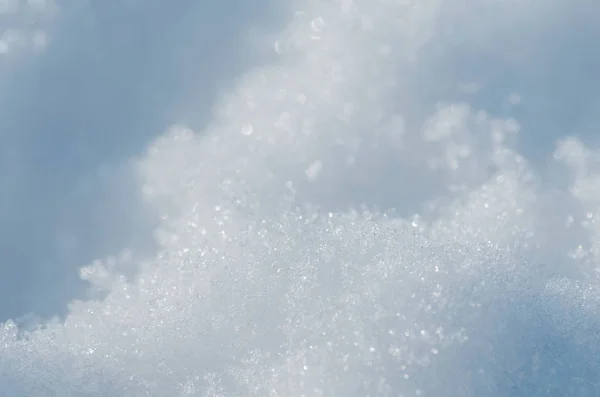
[2, 0, 600, 396]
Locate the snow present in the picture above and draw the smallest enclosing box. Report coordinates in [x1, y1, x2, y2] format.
[2, 0, 600, 396]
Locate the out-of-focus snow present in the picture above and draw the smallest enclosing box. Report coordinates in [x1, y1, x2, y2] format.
[2, 0, 600, 396]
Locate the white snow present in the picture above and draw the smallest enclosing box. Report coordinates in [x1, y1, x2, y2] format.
[2, 0, 600, 396]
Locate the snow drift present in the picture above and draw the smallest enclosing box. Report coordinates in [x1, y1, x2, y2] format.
[2, 0, 600, 396]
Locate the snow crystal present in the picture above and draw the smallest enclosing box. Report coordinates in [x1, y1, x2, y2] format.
[2, 0, 600, 396]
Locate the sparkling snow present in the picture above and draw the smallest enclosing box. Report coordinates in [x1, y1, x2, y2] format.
[1, 0, 600, 396]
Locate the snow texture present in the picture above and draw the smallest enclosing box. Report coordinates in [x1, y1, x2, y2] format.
[2, 0, 600, 396]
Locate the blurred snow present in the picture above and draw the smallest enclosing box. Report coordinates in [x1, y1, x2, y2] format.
[0, 0, 273, 320]
[2, 0, 600, 396]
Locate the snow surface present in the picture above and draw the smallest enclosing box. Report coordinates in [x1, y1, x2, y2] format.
[2, 0, 600, 395]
